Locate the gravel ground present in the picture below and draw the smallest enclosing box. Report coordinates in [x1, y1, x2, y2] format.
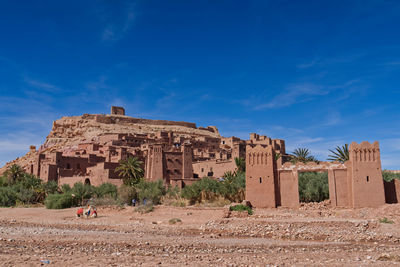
[1, 204, 400, 266]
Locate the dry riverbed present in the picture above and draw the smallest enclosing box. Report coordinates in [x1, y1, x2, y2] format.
[1, 203, 400, 266]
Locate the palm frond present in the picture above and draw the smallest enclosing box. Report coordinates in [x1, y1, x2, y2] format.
[327, 144, 349, 163]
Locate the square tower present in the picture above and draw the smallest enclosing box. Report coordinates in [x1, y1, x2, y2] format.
[348, 141, 385, 207]
[246, 145, 277, 208]
[111, 106, 125, 116]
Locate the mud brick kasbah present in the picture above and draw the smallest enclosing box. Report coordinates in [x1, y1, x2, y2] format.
[1, 106, 395, 208]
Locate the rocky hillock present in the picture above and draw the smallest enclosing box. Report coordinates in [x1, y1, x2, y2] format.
[0, 113, 220, 174]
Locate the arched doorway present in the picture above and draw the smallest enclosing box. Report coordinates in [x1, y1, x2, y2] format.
[84, 178, 91, 185]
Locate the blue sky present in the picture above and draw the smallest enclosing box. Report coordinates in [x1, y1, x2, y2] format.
[1, 0, 400, 169]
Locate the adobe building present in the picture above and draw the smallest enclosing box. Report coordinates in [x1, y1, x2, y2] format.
[111, 106, 125, 116]
[246, 141, 386, 208]
[26, 132, 197, 187]
[192, 133, 286, 178]
[18, 107, 265, 188]
[5, 106, 396, 208]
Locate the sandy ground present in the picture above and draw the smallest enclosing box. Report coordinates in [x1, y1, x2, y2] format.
[1, 203, 400, 266]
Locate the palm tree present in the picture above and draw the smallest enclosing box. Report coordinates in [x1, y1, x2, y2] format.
[327, 144, 349, 163]
[290, 148, 318, 164]
[234, 157, 246, 173]
[222, 171, 236, 184]
[115, 157, 144, 186]
[4, 164, 25, 184]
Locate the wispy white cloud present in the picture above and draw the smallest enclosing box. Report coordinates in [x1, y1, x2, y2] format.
[85, 75, 109, 91]
[254, 83, 329, 109]
[0, 132, 45, 167]
[322, 111, 342, 126]
[25, 78, 59, 92]
[297, 59, 319, 69]
[101, 3, 135, 42]
[383, 61, 400, 66]
[297, 53, 367, 70]
[156, 91, 178, 109]
[253, 79, 364, 110]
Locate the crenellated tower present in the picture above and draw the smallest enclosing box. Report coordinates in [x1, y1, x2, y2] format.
[348, 141, 385, 207]
[245, 145, 277, 208]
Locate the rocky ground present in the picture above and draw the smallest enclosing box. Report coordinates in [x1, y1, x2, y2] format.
[1, 203, 400, 266]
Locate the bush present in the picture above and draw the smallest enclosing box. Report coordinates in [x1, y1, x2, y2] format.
[135, 202, 154, 213]
[15, 187, 37, 204]
[18, 174, 42, 190]
[168, 218, 182, 224]
[43, 181, 59, 195]
[136, 180, 166, 205]
[382, 171, 400, 182]
[71, 182, 95, 205]
[181, 174, 246, 205]
[161, 186, 187, 207]
[0, 176, 8, 187]
[60, 184, 72, 193]
[230, 204, 253, 215]
[220, 171, 245, 202]
[181, 181, 202, 204]
[44, 183, 121, 209]
[95, 183, 118, 199]
[45, 193, 77, 209]
[181, 177, 221, 204]
[0, 187, 17, 207]
[298, 172, 329, 202]
[166, 186, 181, 198]
[118, 184, 137, 205]
[379, 217, 394, 224]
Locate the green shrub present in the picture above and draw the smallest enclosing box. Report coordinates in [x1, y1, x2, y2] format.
[379, 217, 394, 224]
[19, 174, 42, 190]
[382, 171, 400, 182]
[118, 184, 137, 205]
[60, 184, 72, 193]
[136, 180, 166, 205]
[220, 171, 245, 202]
[298, 172, 329, 202]
[45, 193, 77, 209]
[71, 182, 94, 205]
[181, 177, 222, 204]
[15, 188, 37, 204]
[230, 204, 253, 215]
[95, 183, 118, 199]
[43, 181, 59, 195]
[168, 218, 182, 224]
[12, 179, 42, 205]
[0, 187, 17, 207]
[0, 176, 8, 187]
[166, 186, 181, 198]
[135, 202, 154, 213]
[181, 174, 246, 204]
[181, 181, 203, 204]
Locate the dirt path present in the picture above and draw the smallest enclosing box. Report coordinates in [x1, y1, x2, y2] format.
[1, 204, 400, 266]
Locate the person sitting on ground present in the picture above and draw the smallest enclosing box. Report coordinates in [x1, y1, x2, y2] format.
[84, 205, 91, 218]
[76, 207, 84, 218]
[91, 206, 97, 218]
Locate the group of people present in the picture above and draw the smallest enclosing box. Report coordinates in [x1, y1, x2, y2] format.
[76, 205, 97, 218]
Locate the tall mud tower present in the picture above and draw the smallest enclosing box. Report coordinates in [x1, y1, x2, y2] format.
[245, 145, 277, 208]
[348, 141, 385, 207]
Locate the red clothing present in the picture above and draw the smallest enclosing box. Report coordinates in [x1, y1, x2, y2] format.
[77, 208, 84, 216]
